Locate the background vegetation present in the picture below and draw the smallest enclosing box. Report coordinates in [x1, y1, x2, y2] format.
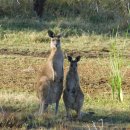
[0, 0, 130, 129]
[0, 0, 130, 29]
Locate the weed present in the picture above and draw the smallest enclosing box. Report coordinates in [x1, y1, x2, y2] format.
[109, 32, 125, 102]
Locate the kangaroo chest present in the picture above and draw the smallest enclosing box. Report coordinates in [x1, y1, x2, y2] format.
[67, 73, 79, 88]
[53, 51, 63, 78]
[66, 74, 79, 107]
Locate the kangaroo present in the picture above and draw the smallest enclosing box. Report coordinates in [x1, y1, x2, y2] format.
[63, 56, 84, 119]
[36, 30, 64, 115]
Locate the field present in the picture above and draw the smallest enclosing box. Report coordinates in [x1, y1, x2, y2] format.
[1, 1, 130, 129]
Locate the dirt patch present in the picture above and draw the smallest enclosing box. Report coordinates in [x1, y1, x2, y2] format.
[0, 48, 111, 58]
[0, 48, 49, 57]
[1, 48, 130, 59]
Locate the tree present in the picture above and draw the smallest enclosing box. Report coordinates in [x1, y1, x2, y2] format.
[33, 0, 47, 18]
[115, 0, 130, 29]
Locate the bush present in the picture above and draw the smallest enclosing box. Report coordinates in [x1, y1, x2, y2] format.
[0, 0, 129, 26]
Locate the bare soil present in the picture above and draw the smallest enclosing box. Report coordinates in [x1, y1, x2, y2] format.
[0, 48, 116, 58]
[1, 51, 130, 96]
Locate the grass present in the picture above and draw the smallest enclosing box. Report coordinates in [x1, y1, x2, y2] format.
[0, 15, 130, 55]
[1, 88, 130, 129]
[109, 38, 124, 102]
[0, 13, 130, 129]
[0, 53, 130, 129]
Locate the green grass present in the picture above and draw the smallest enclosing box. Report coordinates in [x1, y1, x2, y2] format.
[0, 13, 130, 51]
[0, 17, 130, 59]
[0, 0, 127, 27]
[1, 89, 130, 129]
[109, 39, 123, 101]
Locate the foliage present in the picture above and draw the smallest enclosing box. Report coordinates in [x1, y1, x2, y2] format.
[109, 32, 124, 102]
[0, 0, 129, 26]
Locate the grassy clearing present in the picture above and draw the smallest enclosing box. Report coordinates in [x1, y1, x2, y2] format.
[0, 14, 130, 52]
[1, 88, 130, 129]
[110, 40, 124, 101]
[0, 17, 130, 59]
[0, 14, 130, 129]
[0, 53, 130, 129]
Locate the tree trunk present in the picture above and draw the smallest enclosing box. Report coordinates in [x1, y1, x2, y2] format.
[115, 0, 129, 29]
[33, 0, 47, 18]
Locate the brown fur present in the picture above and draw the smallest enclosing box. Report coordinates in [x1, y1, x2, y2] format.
[63, 56, 84, 119]
[36, 30, 64, 115]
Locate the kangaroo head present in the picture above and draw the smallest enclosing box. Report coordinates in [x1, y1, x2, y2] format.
[67, 56, 81, 71]
[48, 30, 62, 49]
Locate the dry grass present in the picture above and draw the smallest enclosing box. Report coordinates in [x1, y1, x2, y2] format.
[0, 14, 130, 129]
[1, 34, 130, 128]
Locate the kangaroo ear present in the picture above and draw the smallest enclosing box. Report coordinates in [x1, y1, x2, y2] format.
[67, 56, 72, 62]
[48, 30, 55, 38]
[75, 56, 81, 62]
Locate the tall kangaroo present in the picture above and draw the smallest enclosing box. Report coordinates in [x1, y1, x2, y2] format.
[36, 30, 64, 115]
[63, 56, 84, 119]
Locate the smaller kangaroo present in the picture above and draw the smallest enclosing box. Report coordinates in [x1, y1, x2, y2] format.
[63, 56, 84, 119]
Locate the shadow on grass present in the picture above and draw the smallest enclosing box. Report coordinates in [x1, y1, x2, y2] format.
[82, 109, 130, 124]
[0, 107, 130, 129]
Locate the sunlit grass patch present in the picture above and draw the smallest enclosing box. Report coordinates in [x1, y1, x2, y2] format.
[0, 89, 130, 129]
